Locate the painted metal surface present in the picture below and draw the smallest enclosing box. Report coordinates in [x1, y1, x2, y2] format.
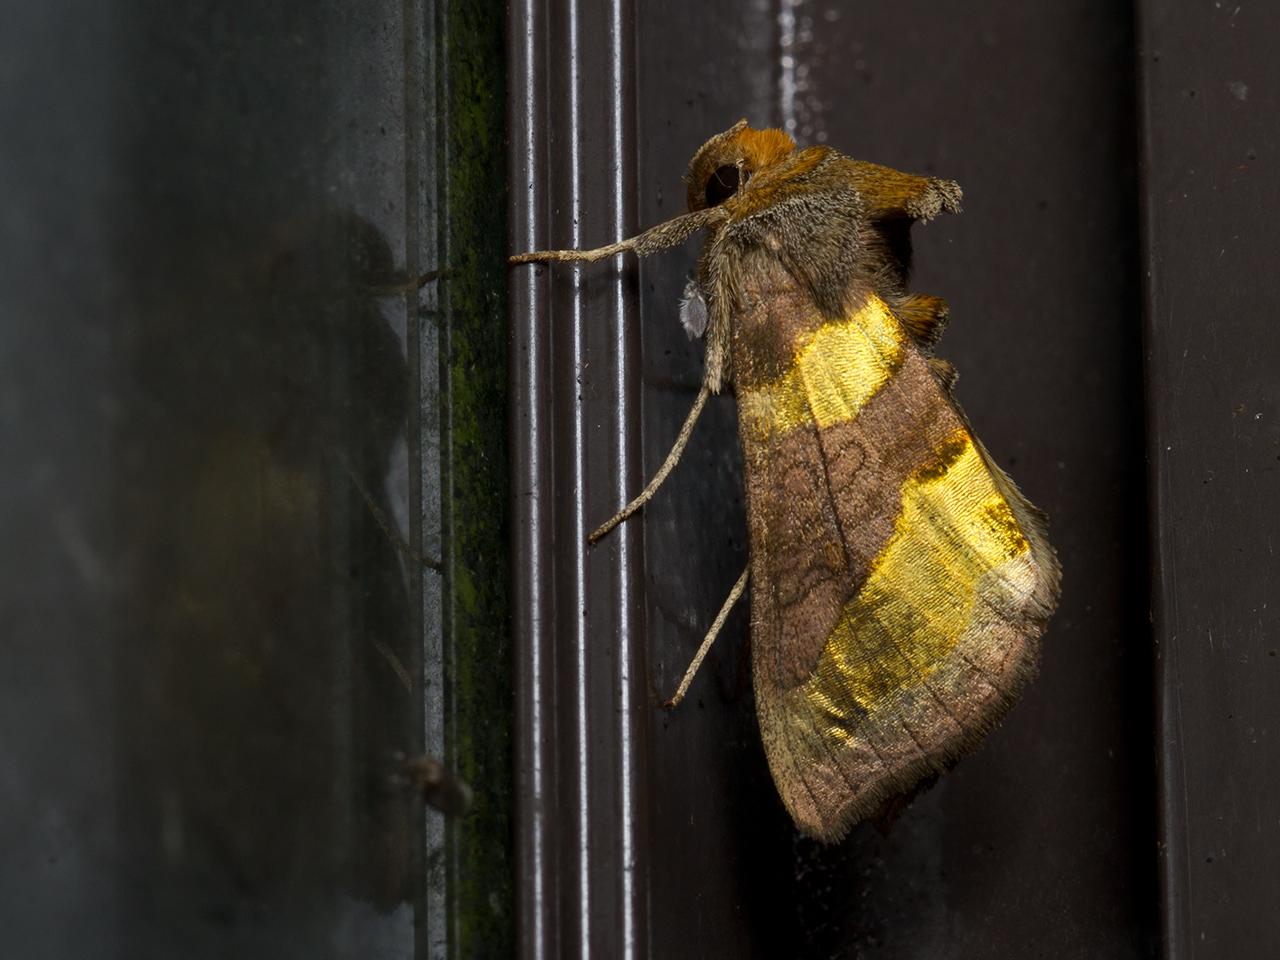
[512, 2, 1157, 956]
[1138, 2, 1280, 956]
[509, 1, 648, 957]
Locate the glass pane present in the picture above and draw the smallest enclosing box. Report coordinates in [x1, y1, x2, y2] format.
[1, 2, 508, 957]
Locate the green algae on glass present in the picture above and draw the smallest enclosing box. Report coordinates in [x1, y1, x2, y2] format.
[434, 0, 511, 956]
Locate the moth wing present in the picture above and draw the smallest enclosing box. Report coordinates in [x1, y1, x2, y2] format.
[734, 263, 1059, 842]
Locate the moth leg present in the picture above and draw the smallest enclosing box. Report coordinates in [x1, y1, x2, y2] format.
[509, 206, 726, 265]
[845, 161, 962, 222]
[664, 564, 749, 708]
[588, 380, 711, 543]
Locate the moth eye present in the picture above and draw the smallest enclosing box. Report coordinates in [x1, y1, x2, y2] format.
[704, 164, 744, 207]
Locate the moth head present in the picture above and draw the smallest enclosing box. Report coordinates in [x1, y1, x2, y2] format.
[684, 119, 796, 213]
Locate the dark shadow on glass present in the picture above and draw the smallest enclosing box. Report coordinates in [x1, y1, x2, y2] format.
[113, 208, 427, 954]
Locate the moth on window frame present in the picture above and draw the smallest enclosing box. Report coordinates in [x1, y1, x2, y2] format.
[510, 120, 1061, 842]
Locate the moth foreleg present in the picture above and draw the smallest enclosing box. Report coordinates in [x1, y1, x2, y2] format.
[664, 564, 749, 708]
[588, 380, 711, 544]
[845, 161, 962, 222]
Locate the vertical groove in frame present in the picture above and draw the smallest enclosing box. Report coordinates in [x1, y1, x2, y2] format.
[560, 2, 591, 953]
[509, 1, 555, 959]
[1133, 4, 1183, 955]
[432, 0, 454, 952]
[607, 0, 645, 957]
[509, 1, 549, 958]
[402, 0, 433, 956]
[510, 0, 646, 956]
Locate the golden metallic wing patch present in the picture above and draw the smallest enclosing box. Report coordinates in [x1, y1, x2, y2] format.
[736, 276, 1059, 842]
[737, 296, 904, 441]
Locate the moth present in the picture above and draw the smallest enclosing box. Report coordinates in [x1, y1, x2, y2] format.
[510, 121, 1061, 841]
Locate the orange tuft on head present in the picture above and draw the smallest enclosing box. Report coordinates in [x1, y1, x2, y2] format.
[733, 127, 796, 173]
[685, 121, 799, 212]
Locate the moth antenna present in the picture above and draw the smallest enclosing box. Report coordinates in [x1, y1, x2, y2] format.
[509, 207, 726, 266]
[508, 239, 632, 265]
[664, 564, 749, 708]
[589, 380, 711, 543]
[371, 267, 452, 296]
